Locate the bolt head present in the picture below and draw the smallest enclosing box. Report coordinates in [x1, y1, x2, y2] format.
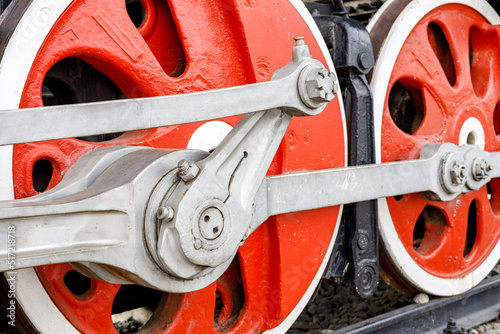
[305, 68, 337, 104]
[450, 162, 466, 185]
[472, 159, 491, 181]
[358, 52, 374, 71]
[157, 205, 174, 221]
[178, 159, 200, 182]
[357, 234, 369, 251]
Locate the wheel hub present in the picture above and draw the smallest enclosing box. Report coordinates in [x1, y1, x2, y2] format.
[459, 117, 485, 149]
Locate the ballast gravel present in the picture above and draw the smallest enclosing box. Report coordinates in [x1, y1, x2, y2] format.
[287, 264, 500, 334]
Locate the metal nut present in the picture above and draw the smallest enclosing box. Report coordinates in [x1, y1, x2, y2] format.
[178, 160, 200, 182]
[450, 161, 467, 185]
[157, 204, 174, 222]
[472, 159, 492, 181]
[358, 52, 374, 71]
[305, 68, 338, 104]
[357, 234, 369, 251]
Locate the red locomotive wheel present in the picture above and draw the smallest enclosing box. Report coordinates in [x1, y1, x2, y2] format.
[369, 0, 500, 295]
[0, 0, 346, 332]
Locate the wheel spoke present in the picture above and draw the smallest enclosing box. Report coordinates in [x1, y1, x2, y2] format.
[391, 26, 454, 103]
[386, 194, 427, 248]
[416, 86, 446, 137]
[230, 224, 275, 331]
[36, 264, 120, 332]
[167, 0, 255, 88]
[469, 23, 500, 108]
[134, 0, 187, 78]
[380, 113, 421, 161]
[150, 285, 218, 333]
[35, 0, 171, 98]
[431, 9, 473, 91]
[423, 196, 481, 274]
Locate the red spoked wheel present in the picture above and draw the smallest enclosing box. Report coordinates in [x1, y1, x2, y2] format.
[369, 0, 500, 295]
[0, 0, 346, 332]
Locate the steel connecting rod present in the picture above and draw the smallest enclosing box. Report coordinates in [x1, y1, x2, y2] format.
[0, 143, 496, 291]
[247, 143, 496, 233]
[0, 42, 332, 146]
[0, 143, 494, 269]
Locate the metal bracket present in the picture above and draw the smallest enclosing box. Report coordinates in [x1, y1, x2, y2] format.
[311, 9, 379, 298]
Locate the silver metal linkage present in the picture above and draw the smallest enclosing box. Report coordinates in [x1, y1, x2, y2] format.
[261, 143, 493, 219]
[0, 39, 336, 145]
[145, 38, 334, 279]
[0, 142, 496, 293]
[0, 39, 498, 296]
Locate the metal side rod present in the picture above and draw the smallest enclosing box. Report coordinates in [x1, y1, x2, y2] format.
[0, 41, 336, 146]
[0, 142, 495, 292]
[0, 144, 438, 273]
[252, 143, 496, 227]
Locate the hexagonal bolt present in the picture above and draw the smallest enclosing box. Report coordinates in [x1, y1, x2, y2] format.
[443, 318, 459, 334]
[305, 68, 339, 104]
[194, 239, 202, 250]
[358, 52, 374, 71]
[157, 204, 174, 222]
[450, 161, 467, 185]
[178, 160, 200, 182]
[473, 159, 493, 181]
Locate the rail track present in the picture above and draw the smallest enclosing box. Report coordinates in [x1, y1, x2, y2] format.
[333, 274, 500, 334]
[287, 271, 500, 334]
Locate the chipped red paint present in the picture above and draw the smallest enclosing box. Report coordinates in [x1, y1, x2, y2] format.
[15, 0, 345, 332]
[382, 4, 500, 278]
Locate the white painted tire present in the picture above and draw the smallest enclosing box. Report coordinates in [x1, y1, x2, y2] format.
[369, 0, 500, 296]
[0, 0, 344, 332]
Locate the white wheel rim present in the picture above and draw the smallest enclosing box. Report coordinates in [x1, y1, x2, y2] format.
[369, 0, 500, 296]
[0, 0, 346, 331]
